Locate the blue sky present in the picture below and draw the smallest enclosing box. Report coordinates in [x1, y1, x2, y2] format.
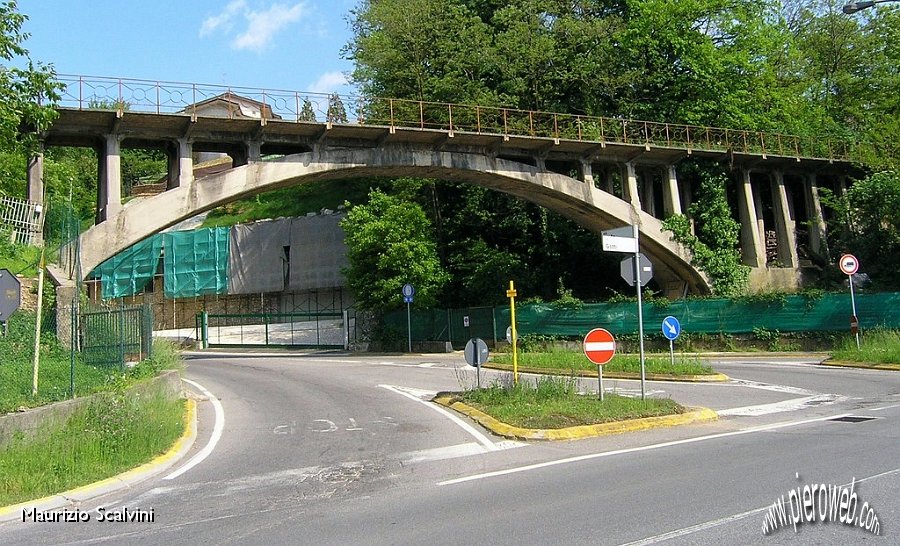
[17, 0, 359, 95]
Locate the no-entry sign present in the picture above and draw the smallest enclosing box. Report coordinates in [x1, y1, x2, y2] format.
[583, 328, 616, 365]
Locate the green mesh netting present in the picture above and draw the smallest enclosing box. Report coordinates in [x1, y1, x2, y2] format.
[163, 228, 229, 298]
[94, 234, 162, 299]
[385, 293, 900, 343]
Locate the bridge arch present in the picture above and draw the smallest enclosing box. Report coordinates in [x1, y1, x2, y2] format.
[77, 145, 711, 294]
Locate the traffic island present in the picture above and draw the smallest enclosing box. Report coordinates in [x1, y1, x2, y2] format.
[481, 363, 729, 382]
[433, 391, 718, 441]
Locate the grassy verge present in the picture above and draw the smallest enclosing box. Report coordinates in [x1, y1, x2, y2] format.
[0, 385, 185, 506]
[455, 376, 684, 429]
[831, 329, 900, 365]
[492, 350, 714, 376]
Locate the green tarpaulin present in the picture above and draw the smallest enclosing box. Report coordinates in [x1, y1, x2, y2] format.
[163, 228, 229, 298]
[94, 235, 162, 299]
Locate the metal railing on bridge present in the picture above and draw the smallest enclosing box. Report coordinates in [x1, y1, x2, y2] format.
[55, 75, 853, 162]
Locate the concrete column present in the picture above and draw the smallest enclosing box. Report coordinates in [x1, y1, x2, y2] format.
[804, 173, 827, 256]
[641, 170, 656, 216]
[579, 160, 594, 186]
[603, 168, 615, 195]
[247, 139, 262, 162]
[167, 138, 194, 190]
[662, 165, 682, 217]
[26, 153, 44, 204]
[737, 169, 766, 267]
[97, 134, 123, 223]
[770, 171, 798, 268]
[623, 162, 641, 212]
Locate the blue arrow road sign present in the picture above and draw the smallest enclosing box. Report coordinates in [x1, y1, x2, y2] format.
[662, 316, 681, 341]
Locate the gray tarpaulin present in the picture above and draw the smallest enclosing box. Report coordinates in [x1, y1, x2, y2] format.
[288, 214, 348, 291]
[228, 219, 292, 294]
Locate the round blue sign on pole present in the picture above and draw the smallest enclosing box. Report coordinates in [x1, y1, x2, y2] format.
[402, 283, 415, 298]
[661, 316, 681, 341]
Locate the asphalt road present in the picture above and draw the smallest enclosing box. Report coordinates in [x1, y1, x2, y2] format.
[1, 353, 897, 545]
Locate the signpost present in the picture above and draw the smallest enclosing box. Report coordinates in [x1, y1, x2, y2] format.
[838, 254, 861, 350]
[507, 281, 519, 384]
[402, 283, 415, 352]
[0, 269, 21, 338]
[583, 328, 616, 401]
[661, 316, 681, 368]
[465, 337, 490, 388]
[602, 225, 648, 399]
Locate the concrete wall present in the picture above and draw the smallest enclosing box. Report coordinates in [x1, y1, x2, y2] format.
[0, 370, 181, 447]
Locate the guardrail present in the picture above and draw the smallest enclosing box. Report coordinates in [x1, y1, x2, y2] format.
[55, 75, 854, 162]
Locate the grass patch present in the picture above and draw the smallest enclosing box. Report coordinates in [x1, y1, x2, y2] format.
[456, 376, 683, 429]
[831, 329, 900, 365]
[492, 349, 714, 376]
[0, 384, 185, 506]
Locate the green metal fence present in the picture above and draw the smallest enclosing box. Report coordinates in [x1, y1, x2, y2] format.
[385, 292, 900, 348]
[197, 312, 346, 349]
[80, 304, 154, 369]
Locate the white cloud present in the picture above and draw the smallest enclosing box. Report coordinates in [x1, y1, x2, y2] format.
[308, 71, 348, 94]
[232, 3, 307, 52]
[200, 0, 247, 37]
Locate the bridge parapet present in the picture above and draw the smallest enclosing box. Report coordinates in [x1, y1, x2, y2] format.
[55, 74, 854, 163]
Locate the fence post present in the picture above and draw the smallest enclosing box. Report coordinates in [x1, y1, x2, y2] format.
[118, 307, 126, 372]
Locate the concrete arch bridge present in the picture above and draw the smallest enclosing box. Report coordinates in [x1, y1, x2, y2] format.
[30, 76, 859, 297]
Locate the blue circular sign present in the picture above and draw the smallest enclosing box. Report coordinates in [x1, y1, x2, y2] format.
[661, 316, 681, 341]
[401, 284, 415, 297]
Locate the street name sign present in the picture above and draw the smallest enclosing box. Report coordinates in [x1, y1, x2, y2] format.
[601, 226, 638, 253]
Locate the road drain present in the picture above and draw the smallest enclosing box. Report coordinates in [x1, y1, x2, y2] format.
[829, 416, 879, 423]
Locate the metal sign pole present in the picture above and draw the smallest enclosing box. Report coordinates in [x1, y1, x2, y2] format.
[475, 343, 481, 389]
[849, 276, 860, 350]
[633, 225, 646, 400]
[406, 301, 412, 353]
[598, 365, 604, 401]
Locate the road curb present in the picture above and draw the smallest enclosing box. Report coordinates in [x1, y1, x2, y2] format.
[481, 363, 729, 382]
[819, 360, 900, 371]
[0, 398, 197, 523]
[433, 394, 718, 441]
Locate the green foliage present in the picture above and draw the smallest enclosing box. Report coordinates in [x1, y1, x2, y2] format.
[299, 99, 317, 121]
[341, 189, 449, 311]
[0, 1, 62, 157]
[326, 93, 348, 123]
[832, 329, 900, 365]
[663, 162, 749, 296]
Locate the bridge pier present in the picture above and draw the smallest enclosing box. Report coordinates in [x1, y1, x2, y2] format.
[623, 162, 641, 214]
[803, 173, 827, 256]
[770, 170, 799, 268]
[662, 165, 682, 217]
[167, 138, 194, 190]
[737, 169, 766, 267]
[96, 134, 123, 222]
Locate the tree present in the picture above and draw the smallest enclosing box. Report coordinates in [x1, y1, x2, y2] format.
[326, 93, 348, 123]
[0, 1, 61, 158]
[663, 161, 749, 296]
[299, 99, 317, 122]
[340, 189, 448, 311]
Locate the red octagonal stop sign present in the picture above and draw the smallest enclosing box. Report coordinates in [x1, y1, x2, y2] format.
[583, 328, 616, 365]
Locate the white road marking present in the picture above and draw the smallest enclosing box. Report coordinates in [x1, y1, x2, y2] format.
[438, 412, 854, 486]
[621, 465, 900, 545]
[163, 378, 225, 480]
[401, 440, 525, 463]
[870, 403, 900, 412]
[729, 379, 817, 396]
[379, 384, 499, 450]
[718, 394, 846, 416]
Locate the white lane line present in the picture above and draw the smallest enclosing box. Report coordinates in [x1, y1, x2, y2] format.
[717, 394, 845, 417]
[163, 378, 225, 480]
[438, 412, 851, 486]
[870, 403, 900, 412]
[379, 384, 499, 451]
[729, 379, 818, 396]
[621, 465, 900, 545]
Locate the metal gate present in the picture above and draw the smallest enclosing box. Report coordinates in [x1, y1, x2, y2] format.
[80, 304, 154, 369]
